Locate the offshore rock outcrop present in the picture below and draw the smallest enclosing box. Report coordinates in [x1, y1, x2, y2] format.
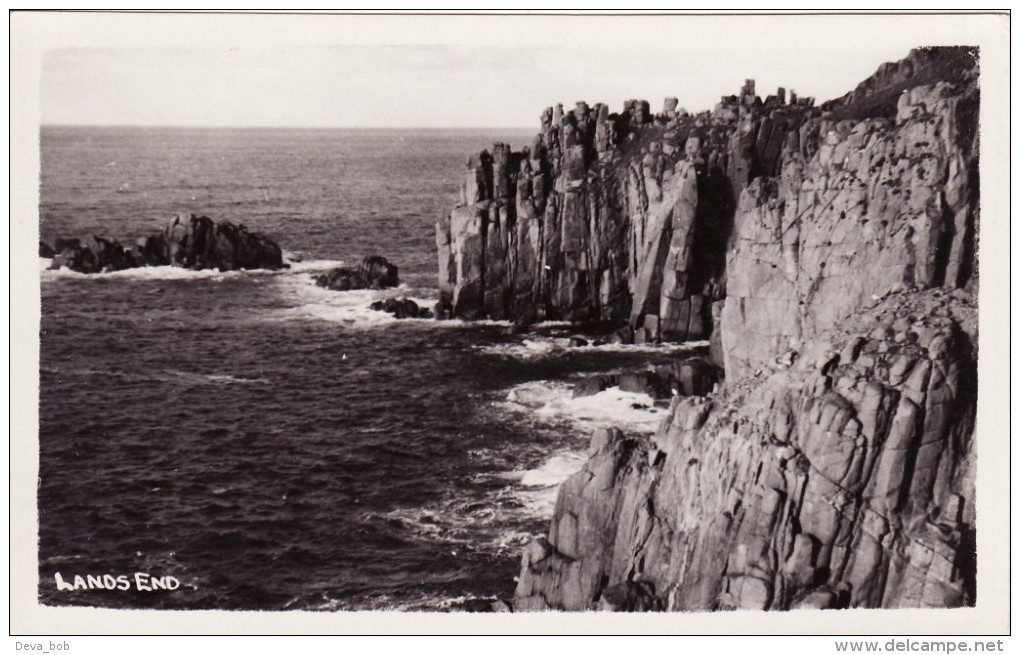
[314, 256, 400, 291]
[369, 297, 432, 319]
[44, 212, 285, 273]
[458, 46, 981, 611]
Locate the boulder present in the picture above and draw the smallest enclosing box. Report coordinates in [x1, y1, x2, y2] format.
[369, 297, 433, 319]
[48, 235, 140, 273]
[572, 375, 619, 398]
[618, 371, 670, 399]
[315, 256, 400, 291]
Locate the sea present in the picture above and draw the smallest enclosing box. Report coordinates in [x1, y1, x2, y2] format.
[37, 126, 706, 611]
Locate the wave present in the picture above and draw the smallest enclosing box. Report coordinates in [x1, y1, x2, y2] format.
[269, 274, 438, 328]
[506, 450, 590, 518]
[476, 336, 710, 360]
[40, 366, 269, 386]
[40, 260, 239, 281]
[38, 253, 345, 282]
[268, 274, 517, 331]
[517, 451, 590, 488]
[490, 381, 670, 522]
[279, 254, 346, 273]
[357, 493, 537, 557]
[499, 380, 666, 435]
[161, 370, 270, 385]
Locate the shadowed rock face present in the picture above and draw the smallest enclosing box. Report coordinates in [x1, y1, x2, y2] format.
[500, 46, 980, 612]
[44, 212, 285, 273]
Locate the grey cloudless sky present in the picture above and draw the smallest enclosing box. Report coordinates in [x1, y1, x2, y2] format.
[35, 12, 988, 128]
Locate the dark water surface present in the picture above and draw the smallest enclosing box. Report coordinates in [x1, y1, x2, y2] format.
[38, 126, 700, 610]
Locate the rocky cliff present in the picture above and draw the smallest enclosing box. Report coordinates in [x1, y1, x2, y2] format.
[437, 46, 980, 611]
[515, 287, 977, 610]
[437, 47, 977, 358]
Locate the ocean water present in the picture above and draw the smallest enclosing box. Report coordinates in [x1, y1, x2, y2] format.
[37, 126, 706, 610]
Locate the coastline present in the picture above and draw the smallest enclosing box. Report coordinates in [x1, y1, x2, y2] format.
[439, 47, 981, 611]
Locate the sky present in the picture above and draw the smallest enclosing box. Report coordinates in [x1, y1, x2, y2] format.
[22, 12, 1002, 128]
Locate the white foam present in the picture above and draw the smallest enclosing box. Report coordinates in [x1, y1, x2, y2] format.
[495, 380, 672, 520]
[513, 486, 564, 519]
[517, 451, 589, 488]
[486, 451, 591, 520]
[280, 257, 346, 273]
[39, 262, 301, 282]
[575, 339, 710, 354]
[500, 380, 665, 435]
[477, 336, 709, 360]
[365, 499, 535, 555]
[269, 275, 520, 331]
[38, 253, 346, 282]
[269, 275, 440, 328]
[40, 262, 232, 281]
[531, 320, 574, 328]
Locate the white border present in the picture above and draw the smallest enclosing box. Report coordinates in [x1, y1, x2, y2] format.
[9, 11, 1011, 636]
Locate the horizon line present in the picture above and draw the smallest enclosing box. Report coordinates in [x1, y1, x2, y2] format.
[40, 122, 540, 131]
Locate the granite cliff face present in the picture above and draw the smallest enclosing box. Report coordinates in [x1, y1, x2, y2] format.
[438, 47, 977, 353]
[723, 64, 979, 380]
[437, 46, 980, 611]
[515, 287, 977, 610]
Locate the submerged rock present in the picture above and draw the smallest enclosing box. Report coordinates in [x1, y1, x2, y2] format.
[369, 297, 432, 319]
[314, 256, 399, 291]
[445, 597, 515, 613]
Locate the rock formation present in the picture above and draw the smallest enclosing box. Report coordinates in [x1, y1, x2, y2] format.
[437, 46, 980, 611]
[516, 287, 977, 610]
[314, 256, 400, 291]
[573, 358, 720, 401]
[437, 47, 978, 351]
[369, 297, 433, 319]
[44, 212, 285, 273]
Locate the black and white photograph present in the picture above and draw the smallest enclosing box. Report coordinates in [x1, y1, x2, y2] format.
[10, 10, 1010, 637]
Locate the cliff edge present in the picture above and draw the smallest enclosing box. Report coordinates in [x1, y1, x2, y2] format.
[438, 46, 980, 611]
